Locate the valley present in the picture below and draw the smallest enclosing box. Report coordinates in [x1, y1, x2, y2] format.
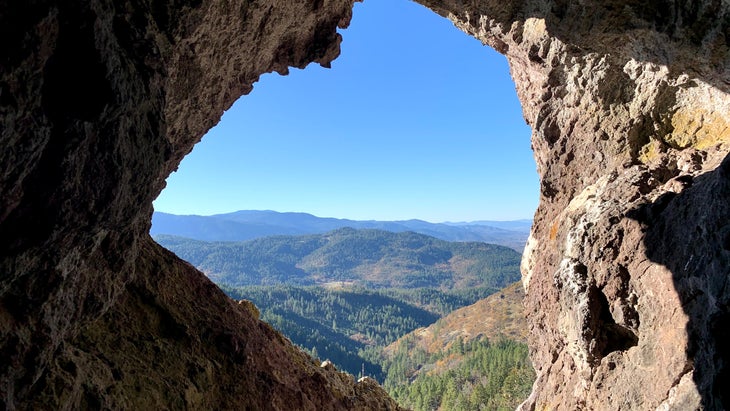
[376, 282, 533, 410]
[155, 223, 534, 409]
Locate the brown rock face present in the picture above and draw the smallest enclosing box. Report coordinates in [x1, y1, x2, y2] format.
[415, 0, 729, 409]
[1, 0, 728, 410]
[0, 1, 402, 409]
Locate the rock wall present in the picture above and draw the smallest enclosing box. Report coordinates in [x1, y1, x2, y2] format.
[1, 0, 728, 410]
[416, 0, 730, 409]
[0, 1, 402, 409]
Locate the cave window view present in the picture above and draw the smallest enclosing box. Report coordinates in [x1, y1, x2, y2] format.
[152, 0, 537, 409]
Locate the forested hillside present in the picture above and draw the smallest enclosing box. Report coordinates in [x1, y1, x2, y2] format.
[379, 337, 534, 410]
[223, 285, 439, 378]
[221, 282, 534, 410]
[373, 283, 534, 410]
[157, 230, 533, 408]
[383, 282, 528, 356]
[155, 228, 522, 289]
[221, 283, 522, 379]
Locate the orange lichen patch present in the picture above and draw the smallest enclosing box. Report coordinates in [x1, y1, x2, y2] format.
[549, 220, 560, 241]
[663, 109, 730, 150]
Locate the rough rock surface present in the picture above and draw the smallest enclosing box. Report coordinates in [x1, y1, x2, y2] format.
[0, 1, 403, 409]
[416, 0, 730, 409]
[1, 0, 729, 410]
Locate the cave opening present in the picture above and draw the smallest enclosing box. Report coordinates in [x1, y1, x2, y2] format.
[152, 0, 537, 223]
[151, 0, 538, 404]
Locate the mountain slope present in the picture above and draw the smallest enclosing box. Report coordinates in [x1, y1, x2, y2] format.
[223, 284, 442, 379]
[154, 228, 522, 290]
[384, 281, 527, 357]
[377, 282, 533, 411]
[151, 210, 531, 251]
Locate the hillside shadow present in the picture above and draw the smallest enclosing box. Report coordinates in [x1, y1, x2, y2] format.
[627, 153, 730, 409]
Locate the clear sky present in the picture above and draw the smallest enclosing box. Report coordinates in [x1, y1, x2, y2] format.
[153, 0, 538, 223]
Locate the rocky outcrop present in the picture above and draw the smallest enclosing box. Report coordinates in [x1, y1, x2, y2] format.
[1, 0, 728, 410]
[0, 1, 403, 409]
[415, 1, 729, 409]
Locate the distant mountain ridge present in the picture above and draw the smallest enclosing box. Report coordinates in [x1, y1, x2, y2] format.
[151, 210, 531, 251]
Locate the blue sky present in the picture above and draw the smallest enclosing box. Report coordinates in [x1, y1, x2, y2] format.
[153, 0, 538, 222]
